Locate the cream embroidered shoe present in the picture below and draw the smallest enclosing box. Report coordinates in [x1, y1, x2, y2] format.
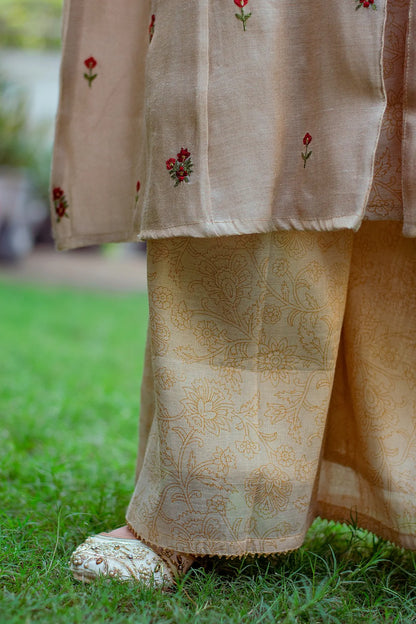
[69, 535, 176, 587]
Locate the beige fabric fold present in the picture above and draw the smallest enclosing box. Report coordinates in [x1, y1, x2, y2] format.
[126, 221, 416, 556]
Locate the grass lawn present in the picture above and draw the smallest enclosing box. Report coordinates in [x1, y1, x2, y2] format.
[1, 278, 415, 623]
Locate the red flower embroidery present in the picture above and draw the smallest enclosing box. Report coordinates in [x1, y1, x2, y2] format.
[149, 14, 156, 42]
[234, 0, 251, 30]
[84, 57, 97, 69]
[55, 202, 66, 219]
[301, 133, 312, 168]
[53, 187, 64, 200]
[166, 148, 193, 187]
[135, 180, 141, 202]
[176, 166, 187, 182]
[52, 187, 69, 222]
[83, 56, 98, 87]
[303, 133, 312, 146]
[177, 148, 191, 163]
[355, 0, 376, 9]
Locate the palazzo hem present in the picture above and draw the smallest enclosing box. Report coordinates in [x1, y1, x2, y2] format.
[316, 503, 416, 552]
[125, 515, 308, 559]
[126, 506, 415, 559]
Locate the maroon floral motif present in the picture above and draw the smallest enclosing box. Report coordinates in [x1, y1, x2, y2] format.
[301, 133, 312, 168]
[176, 166, 187, 183]
[234, 0, 251, 31]
[52, 187, 69, 222]
[53, 187, 64, 200]
[135, 180, 141, 202]
[149, 14, 156, 42]
[84, 56, 98, 87]
[355, 0, 376, 9]
[166, 148, 193, 187]
[177, 148, 191, 163]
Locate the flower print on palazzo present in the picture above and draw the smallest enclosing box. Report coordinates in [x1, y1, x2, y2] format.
[301, 133, 312, 168]
[135, 180, 141, 203]
[234, 0, 252, 31]
[244, 464, 292, 518]
[83, 56, 98, 87]
[166, 148, 194, 187]
[181, 379, 234, 436]
[355, 0, 377, 9]
[149, 14, 155, 42]
[52, 187, 69, 222]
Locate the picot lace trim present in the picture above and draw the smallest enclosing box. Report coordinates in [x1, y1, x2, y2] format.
[126, 522, 302, 562]
[126, 521, 196, 577]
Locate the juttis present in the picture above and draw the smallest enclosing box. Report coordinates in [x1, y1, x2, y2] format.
[126, 221, 416, 556]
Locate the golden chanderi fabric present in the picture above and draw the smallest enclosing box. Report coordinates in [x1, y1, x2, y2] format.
[126, 221, 416, 556]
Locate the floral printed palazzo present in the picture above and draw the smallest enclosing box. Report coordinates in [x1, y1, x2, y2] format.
[126, 221, 416, 556]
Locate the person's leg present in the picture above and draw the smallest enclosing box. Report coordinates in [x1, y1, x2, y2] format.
[318, 220, 416, 550]
[126, 230, 354, 557]
[101, 329, 154, 540]
[69, 265, 196, 585]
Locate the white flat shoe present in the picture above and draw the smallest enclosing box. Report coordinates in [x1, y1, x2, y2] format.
[69, 535, 176, 587]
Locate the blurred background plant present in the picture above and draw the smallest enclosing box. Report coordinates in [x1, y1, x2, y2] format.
[0, 0, 63, 50]
[0, 0, 144, 265]
[0, 70, 54, 260]
[0, 0, 62, 260]
[0, 71, 51, 185]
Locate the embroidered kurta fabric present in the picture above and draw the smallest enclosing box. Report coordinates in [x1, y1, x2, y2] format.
[365, 0, 408, 221]
[126, 221, 416, 556]
[49, 0, 416, 251]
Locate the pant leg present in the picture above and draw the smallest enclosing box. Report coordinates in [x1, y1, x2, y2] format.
[126, 230, 353, 556]
[319, 221, 416, 550]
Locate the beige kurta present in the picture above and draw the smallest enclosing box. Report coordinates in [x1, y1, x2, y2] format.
[49, 0, 416, 251]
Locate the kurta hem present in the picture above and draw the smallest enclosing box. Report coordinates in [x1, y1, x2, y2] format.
[136, 214, 365, 241]
[54, 230, 139, 251]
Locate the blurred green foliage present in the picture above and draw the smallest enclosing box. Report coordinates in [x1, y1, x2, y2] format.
[0, 73, 52, 201]
[0, 0, 63, 50]
[0, 74, 32, 167]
